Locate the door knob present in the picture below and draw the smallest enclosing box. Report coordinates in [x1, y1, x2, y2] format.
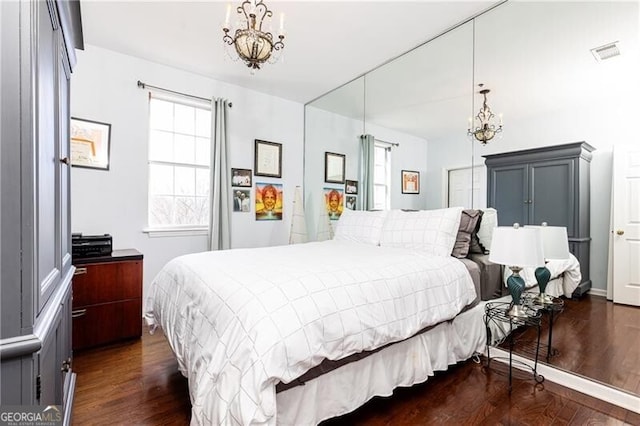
[616, 229, 625, 236]
[59, 157, 70, 165]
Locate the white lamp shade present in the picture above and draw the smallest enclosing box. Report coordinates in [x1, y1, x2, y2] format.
[525, 225, 570, 260]
[489, 226, 545, 267]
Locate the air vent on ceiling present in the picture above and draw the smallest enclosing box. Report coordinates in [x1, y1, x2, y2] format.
[591, 41, 620, 62]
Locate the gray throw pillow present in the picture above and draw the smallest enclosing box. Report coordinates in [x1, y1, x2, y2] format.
[452, 209, 483, 258]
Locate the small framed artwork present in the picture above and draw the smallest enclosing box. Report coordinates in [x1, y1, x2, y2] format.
[345, 179, 358, 194]
[232, 189, 251, 213]
[345, 195, 356, 210]
[401, 170, 420, 194]
[255, 182, 283, 220]
[254, 140, 282, 178]
[231, 168, 252, 187]
[70, 117, 111, 170]
[324, 187, 344, 220]
[325, 152, 345, 184]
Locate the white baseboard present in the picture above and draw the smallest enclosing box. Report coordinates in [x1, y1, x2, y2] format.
[489, 348, 640, 414]
[588, 288, 607, 297]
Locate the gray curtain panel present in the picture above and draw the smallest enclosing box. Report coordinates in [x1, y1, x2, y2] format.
[208, 98, 231, 251]
[358, 134, 375, 211]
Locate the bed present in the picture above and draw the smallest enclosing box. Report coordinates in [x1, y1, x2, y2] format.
[145, 207, 497, 425]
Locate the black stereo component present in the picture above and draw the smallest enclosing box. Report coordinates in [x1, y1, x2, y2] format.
[72, 233, 112, 258]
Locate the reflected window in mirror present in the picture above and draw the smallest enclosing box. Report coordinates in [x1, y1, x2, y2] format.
[373, 143, 391, 210]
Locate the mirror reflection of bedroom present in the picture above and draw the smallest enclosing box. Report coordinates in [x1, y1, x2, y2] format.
[3, 0, 638, 424]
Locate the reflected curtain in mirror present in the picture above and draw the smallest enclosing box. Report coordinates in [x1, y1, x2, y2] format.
[359, 134, 375, 210]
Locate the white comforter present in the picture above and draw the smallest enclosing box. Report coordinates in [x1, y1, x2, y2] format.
[145, 240, 477, 425]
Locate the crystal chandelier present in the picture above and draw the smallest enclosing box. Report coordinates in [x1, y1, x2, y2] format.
[468, 84, 503, 144]
[222, 0, 285, 70]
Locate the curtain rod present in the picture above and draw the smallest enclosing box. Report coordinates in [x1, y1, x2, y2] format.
[136, 80, 233, 108]
[375, 138, 399, 147]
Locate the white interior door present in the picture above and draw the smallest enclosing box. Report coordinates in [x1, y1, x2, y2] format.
[447, 166, 486, 209]
[612, 144, 640, 306]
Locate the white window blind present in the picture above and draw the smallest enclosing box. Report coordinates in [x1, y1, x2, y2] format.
[147, 94, 211, 228]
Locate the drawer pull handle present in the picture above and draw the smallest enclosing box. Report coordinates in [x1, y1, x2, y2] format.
[74, 267, 87, 275]
[71, 309, 87, 318]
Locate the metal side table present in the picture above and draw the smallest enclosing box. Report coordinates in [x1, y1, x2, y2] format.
[521, 292, 565, 361]
[484, 301, 545, 391]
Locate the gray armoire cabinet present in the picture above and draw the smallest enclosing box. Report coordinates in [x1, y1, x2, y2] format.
[1, 0, 83, 421]
[484, 142, 594, 297]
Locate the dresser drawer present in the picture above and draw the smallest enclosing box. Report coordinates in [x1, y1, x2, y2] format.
[73, 260, 142, 308]
[72, 298, 142, 350]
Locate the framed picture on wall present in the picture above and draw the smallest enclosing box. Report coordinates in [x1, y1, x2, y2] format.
[345, 180, 358, 194]
[324, 187, 344, 220]
[232, 189, 251, 212]
[70, 117, 111, 170]
[255, 182, 283, 220]
[254, 140, 282, 178]
[231, 168, 252, 187]
[324, 152, 346, 184]
[401, 170, 420, 194]
[346, 195, 356, 210]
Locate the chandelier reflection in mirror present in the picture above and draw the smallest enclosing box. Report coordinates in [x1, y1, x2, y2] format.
[222, 0, 285, 70]
[468, 84, 503, 144]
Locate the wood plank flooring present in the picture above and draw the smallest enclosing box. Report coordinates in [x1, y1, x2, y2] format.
[507, 294, 640, 395]
[73, 296, 640, 425]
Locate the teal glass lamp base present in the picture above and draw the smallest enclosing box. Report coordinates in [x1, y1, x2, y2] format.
[507, 268, 528, 318]
[535, 265, 553, 304]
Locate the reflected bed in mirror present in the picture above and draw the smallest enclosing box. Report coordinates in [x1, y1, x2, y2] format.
[304, 0, 640, 406]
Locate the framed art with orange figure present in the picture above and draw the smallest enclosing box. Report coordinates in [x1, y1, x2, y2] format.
[255, 182, 283, 220]
[324, 187, 344, 220]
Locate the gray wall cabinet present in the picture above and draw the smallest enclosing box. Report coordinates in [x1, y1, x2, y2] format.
[484, 142, 595, 297]
[1, 1, 83, 422]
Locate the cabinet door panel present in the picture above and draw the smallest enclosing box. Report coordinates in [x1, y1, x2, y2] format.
[38, 308, 62, 405]
[58, 31, 72, 277]
[72, 261, 142, 307]
[488, 164, 528, 226]
[72, 299, 142, 350]
[530, 159, 574, 234]
[36, 0, 61, 312]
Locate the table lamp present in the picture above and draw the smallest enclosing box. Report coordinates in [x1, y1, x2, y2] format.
[489, 224, 545, 317]
[525, 223, 570, 303]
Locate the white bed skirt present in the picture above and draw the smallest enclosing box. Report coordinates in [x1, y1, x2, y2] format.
[276, 302, 487, 425]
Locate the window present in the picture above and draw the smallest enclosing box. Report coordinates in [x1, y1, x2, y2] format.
[373, 143, 391, 210]
[147, 94, 211, 229]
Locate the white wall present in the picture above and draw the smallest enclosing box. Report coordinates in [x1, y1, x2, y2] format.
[70, 45, 304, 300]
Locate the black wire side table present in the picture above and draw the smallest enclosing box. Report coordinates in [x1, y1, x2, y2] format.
[484, 301, 544, 391]
[521, 292, 565, 361]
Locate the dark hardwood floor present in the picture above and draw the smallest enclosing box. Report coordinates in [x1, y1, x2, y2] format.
[73, 296, 640, 425]
[507, 294, 640, 395]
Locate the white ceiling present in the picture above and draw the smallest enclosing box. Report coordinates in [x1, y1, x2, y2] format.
[80, 1, 639, 142]
[79, 1, 498, 105]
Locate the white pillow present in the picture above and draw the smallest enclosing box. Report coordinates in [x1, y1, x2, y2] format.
[333, 209, 388, 245]
[380, 207, 463, 257]
[477, 208, 498, 251]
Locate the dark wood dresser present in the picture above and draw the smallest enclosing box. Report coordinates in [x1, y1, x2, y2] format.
[72, 249, 143, 351]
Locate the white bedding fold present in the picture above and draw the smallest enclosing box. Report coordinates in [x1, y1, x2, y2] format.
[145, 240, 477, 425]
[502, 253, 582, 297]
